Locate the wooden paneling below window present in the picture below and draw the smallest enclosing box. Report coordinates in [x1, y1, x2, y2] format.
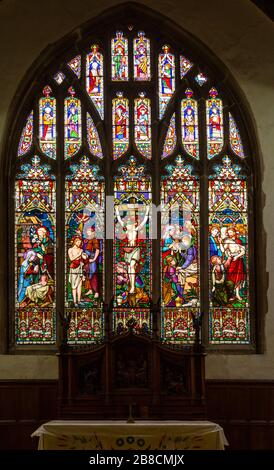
[0, 379, 274, 449]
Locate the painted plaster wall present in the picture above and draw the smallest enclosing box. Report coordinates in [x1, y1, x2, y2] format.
[0, 0, 273, 379]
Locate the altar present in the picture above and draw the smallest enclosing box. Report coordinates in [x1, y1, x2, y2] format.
[32, 420, 228, 450]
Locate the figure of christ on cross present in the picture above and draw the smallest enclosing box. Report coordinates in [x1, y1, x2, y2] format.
[115, 204, 150, 294]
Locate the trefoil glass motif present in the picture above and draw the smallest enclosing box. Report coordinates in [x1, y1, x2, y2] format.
[195, 72, 207, 87]
[54, 71, 65, 85]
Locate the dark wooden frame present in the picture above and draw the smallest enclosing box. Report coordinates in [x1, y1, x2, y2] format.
[0, 3, 266, 355]
[57, 331, 206, 420]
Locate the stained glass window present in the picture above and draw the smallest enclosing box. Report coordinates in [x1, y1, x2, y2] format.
[195, 72, 207, 87]
[180, 56, 193, 78]
[111, 32, 128, 81]
[112, 92, 129, 159]
[134, 92, 151, 159]
[67, 55, 81, 78]
[64, 86, 82, 160]
[158, 45, 175, 119]
[134, 31, 151, 81]
[162, 114, 176, 158]
[229, 113, 245, 158]
[65, 157, 104, 343]
[18, 111, 33, 156]
[39, 86, 56, 159]
[209, 157, 249, 344]
[181, 89, 199, 159]
[113, 157, 152, 334]
[54, 71, 65, 85]
[161, 156, 200, 343]
[15, 156, 56, 344]
[13, 19, 255, 350]
[86, 45, 104, 119]
[87, 114, 103, 158]
[206, 87, 224, 159]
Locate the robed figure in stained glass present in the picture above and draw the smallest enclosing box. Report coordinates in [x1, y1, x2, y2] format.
[162, 223, 198, 307]
[18, 222, 54, 308]
[67, 101, 80, 139]
[160, 46, 174, 95]
[210, 225, 247, 306]
[209, 103, 221, 140]
[209, 157, 249, 343]
[18, 250, 38, 303]
[83, 226, 101, 299]
[136, 103, 149, 140]
[115, 205, 149, 295]
[112, 32, 128, 81]
[134, 32, 150, 80]
[88, 46, 102, 94]
[211, 255, 234, 307]
[67, 210, 103, 308]
[115, 102, 127, 140]
[222, 227, 246, 301]
[183, 105, 196, 142]
[42, 101, 54, 140]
